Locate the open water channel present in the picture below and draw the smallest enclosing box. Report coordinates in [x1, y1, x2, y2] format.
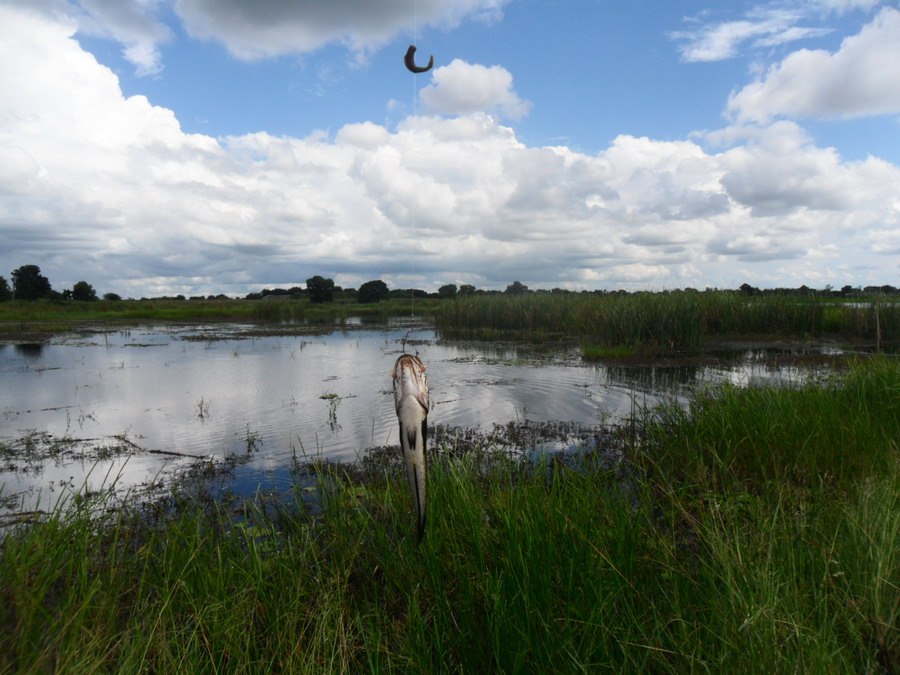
[1, 318, 845, 516]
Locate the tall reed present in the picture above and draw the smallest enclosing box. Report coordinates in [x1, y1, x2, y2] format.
[436, 292, 900, 349]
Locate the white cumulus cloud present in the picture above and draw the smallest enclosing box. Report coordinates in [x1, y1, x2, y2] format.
[419, 59, 531, 120]
[6, 0, 172, 75]
[728, 6, 900, 122]
[1, 3, 898, 296]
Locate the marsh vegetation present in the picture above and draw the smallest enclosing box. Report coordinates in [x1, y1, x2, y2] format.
[1, 358, 896, 671]
[1, 292, 897, 671]
[435, 290, 899, 352]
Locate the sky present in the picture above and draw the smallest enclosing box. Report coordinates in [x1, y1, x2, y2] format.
[1, 0, 898, 298]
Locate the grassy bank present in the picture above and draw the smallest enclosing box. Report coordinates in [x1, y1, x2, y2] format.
[0, 297, 439, 340]
[435, 291, 900, 351]
[0, 298, 259, 324]
[2, 357, 896, 672]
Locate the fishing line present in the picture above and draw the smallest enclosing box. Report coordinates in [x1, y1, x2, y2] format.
[403, 0, 434, 312]
[411, 0, 418, 116]
[411, 0, 420, 254]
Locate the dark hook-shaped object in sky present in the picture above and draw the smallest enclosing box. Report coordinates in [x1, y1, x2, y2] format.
[404, 45, 434, 73]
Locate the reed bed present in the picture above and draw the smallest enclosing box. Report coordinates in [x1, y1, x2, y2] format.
[435, 292, 900, 350]
[2, 357, 896, 672]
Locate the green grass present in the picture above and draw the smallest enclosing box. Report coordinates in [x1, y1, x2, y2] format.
[0, 298, 260, 325]
[1, 358, 897, 672]
[641, 356, 899, 488]
[0, 297, 440, 335]
[436, 291, 900, 351]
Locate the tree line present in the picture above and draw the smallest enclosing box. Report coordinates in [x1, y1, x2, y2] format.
[1, 264, 897, 304]
[0, 264, 114, 302]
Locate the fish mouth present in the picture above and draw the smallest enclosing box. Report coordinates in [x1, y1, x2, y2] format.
[393, 354, 429, 413]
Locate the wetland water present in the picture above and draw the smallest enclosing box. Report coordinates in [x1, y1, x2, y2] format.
[1, 319, 843, 514]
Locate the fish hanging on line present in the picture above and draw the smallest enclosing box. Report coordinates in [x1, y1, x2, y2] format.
[404, 45, 433, 73]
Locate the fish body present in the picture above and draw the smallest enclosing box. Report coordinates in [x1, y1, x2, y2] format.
[392, 354, 429, 541]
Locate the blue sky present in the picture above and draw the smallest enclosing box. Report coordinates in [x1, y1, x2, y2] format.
[1, 0, 898, 297]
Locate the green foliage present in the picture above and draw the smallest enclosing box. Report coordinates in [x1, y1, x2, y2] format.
[436, 291, 900, 349]
[504, 280, 528, 295]
[11, 264, 52, 300]
[305, 275, 335, 304]
[357, 279, 389, 304]
[437, 283, 457, 299]
[70, 281, 97, 301]
[103, 293, 122, 301]
[0, 276, 10, 301]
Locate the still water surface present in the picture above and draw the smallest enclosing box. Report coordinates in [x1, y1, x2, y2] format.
[1, 320, 838, 512]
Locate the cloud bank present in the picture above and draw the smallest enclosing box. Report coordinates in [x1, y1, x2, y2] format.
[728, 6, 900, 122]
[9, 0, 510, 73]
[0, 4, 898, 297]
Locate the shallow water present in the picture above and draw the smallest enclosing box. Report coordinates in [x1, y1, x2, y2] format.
[0, 320, 843, 513]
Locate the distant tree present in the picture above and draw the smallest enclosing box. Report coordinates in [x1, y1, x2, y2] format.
[71, 280, 97, 301]
[103, 292, 122, 301]
[357, 279, 389, 304]
[438, 283, 457, 299]
[458, 284, 476, 296]
[0, 276, 10, 301]
[390, 288, 428, 299]
[306, 275, 335, 304]
[504, 281, 528, 295]
[12, 265, 52, 300]
[739, 283, 759, 297]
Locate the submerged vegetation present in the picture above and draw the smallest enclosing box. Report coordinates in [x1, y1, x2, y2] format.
[1, 357, 896, 671]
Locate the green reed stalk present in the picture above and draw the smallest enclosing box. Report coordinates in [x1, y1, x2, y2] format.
[435, 292, 900, 350]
